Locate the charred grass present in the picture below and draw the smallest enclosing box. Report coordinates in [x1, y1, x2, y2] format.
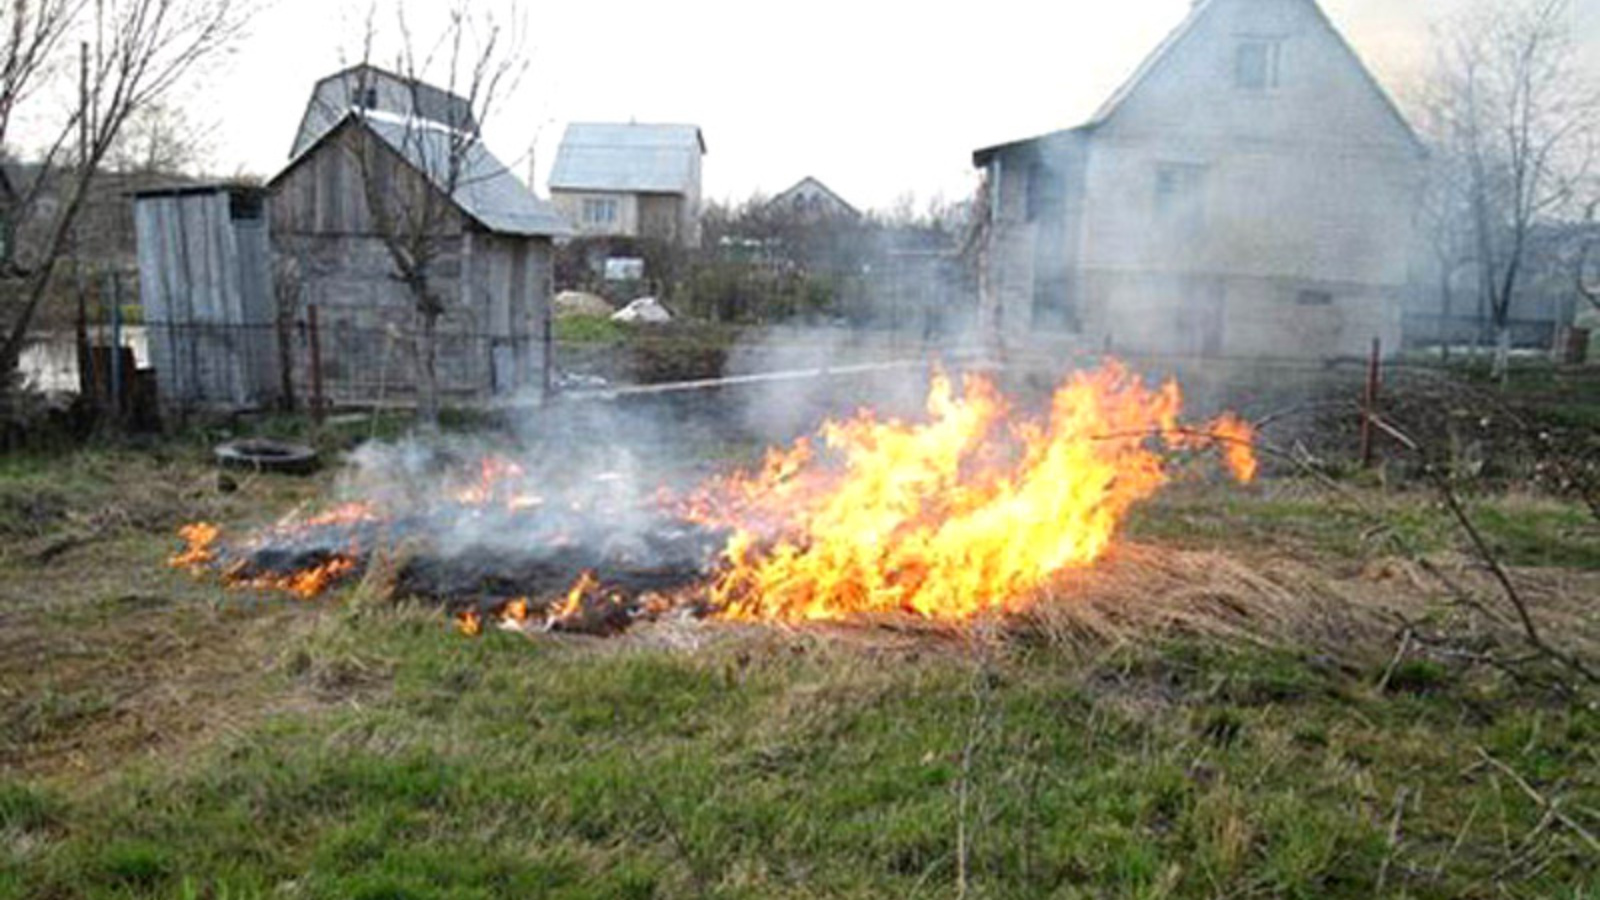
[1, 442, 1599, 898]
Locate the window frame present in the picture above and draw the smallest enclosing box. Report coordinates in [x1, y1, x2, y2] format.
[582, 197, 620, 227]
[1234, 38, 1283, 91]
[1153, 163, 1207, 226]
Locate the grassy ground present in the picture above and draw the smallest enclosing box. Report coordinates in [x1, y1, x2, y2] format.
[1, 432, 1598, 898]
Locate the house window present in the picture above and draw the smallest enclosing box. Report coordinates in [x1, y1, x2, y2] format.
[1032, 275, 1079, 332]
[1154, 164, 1206, 223]
[355, 86, 379, 110]
[1296, 289, 1335, 307]
[1026, 161, 1065, 223]
[1235, 39, 1282, 90]
[582, 197, 619, 226]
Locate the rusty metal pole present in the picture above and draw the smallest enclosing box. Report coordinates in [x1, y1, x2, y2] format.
[308, 304, 325, 426]
[1361, 337, 1382, 468]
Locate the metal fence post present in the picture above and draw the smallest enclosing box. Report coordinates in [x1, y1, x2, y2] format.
[1361, 337, 1382, 468]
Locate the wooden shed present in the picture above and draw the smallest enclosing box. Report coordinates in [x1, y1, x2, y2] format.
[132, 184, 279, 410]
[268, 67, 570, 407]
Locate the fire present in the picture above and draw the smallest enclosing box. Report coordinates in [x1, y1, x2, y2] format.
[504, 598, 531, 624]
[705, 362, 1256, 622]
[549, 571, 600, 625]
[453, 455, 538, 509]
[229, 555, 360, 600]
[170, 523, 221, 570]
[299, 502, 380, 528]
[168, 361, 1257, 633]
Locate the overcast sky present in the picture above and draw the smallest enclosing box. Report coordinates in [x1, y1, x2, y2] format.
[206, 0, 1599, 211]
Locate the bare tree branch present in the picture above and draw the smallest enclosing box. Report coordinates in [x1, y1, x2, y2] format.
[0, 0, 254, 397]
[335, 0, 526, 429]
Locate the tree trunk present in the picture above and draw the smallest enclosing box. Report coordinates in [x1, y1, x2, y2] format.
[416, 309, 441, 431]
[1439, 274, 1453, 363]
[1492, 323, 1513, 384]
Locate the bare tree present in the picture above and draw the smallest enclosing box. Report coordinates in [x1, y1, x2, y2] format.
[1579, 199, 1600, 313]
[0, 0, 84, 275]
[337, 0, 526, 429]
[0, 0, 252, 398]
[1422, 0, 1597, 381]
[107, 97, 213, 174]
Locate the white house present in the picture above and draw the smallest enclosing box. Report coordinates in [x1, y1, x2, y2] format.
[973, 0, 1426, 360]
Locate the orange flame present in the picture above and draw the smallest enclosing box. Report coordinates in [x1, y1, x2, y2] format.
[171, 362, 1256, 632]
[503, 598, 531, 624]
[548, 571, 600, 626]
[299, 502, 380, 528]
[169, 523, 221, 571]
[705, 362, 1256, 623]
[230, 555, 359, 600]
[454, 455, 531, 508]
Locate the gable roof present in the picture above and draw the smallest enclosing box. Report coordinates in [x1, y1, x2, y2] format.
[974, 0, 1423, 166]
[1088, 0, 1422, 149]
[270, 112, 571, 238]
[548, 122, 705, 195]
[290, 63, 480, 161]
[769, 176, 860, 217]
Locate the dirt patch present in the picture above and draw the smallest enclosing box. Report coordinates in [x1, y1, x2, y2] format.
[0, 539, 365, 782]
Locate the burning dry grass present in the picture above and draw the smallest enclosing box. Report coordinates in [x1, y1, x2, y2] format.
[170, 363, 1272, 645]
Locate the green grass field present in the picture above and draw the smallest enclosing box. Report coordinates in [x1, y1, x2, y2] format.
[1, 424, 1598, 898]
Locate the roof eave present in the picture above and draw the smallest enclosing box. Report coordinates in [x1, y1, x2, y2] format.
[972, 125, 1095, 168]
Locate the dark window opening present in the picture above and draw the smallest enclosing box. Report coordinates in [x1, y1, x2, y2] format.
[1297, 289, 1334, 307]
[228, 190, 264, 221]
[355, 86, 379, 110]
[1026, 162, 1065, 223]
[1032, 275, 1079, 332]
[1235, 39, 1282, 90]
[1154, 164, 1206, 226]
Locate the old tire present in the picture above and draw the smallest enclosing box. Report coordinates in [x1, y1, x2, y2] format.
[214, 439, 319, 475]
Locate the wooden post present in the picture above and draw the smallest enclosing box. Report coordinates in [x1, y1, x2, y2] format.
[108, 271, 122, 418]
[541, 310, 553, 404]
[307, 304, 325, 425]
[1361, 337, 1382, 468]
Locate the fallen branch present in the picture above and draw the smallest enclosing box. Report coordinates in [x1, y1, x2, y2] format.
[1476, 746, 1600, 858]
[1376, 629, 1415, 693]
[1369, 414, 1599, 687]
[1121, 421, 1599, 690]
[1376, 785, 1411, 894]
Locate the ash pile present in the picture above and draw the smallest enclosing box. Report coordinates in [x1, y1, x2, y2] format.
[177, 450, 732, 636]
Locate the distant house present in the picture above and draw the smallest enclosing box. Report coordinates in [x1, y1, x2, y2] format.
[768, 177, 860, 221]
[548, 123, 706, 247]
[268, 65, 569, 405]
[972, 0, 1425, 360]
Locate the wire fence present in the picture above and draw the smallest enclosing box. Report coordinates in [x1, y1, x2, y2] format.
[23, 309, 1591, 423]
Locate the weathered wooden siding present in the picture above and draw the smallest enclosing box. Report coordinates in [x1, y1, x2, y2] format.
[272, 129, 551, 405]
[468, 233, 550, 395]
[134, 189, 279, 409]
[271, 129, 466, 239]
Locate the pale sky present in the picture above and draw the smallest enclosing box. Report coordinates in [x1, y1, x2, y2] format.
[203, 0, 1599, 211]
